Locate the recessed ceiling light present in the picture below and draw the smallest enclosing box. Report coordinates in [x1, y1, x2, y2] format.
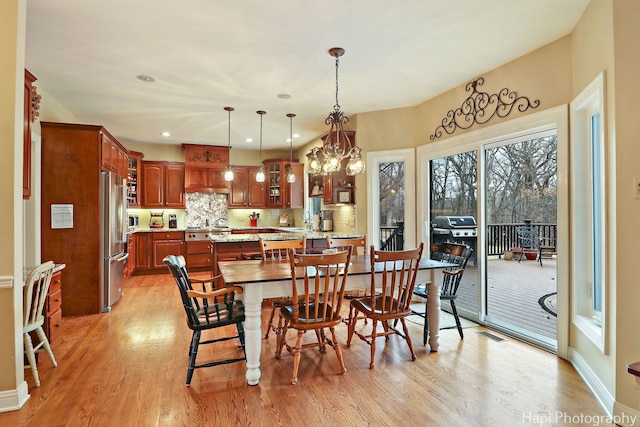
[278, 93, 291, 99]
[245, 137, 253, 143]
[293, 133, 300, 138]
[161, 131, 171, 137]
[136, 74, 155, 83]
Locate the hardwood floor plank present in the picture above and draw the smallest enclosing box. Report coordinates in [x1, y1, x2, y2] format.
[0, 272, 606, 426]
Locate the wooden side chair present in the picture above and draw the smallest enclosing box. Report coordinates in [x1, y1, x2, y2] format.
[412, 242, 473, 344]
[346, 243, 424, 369]
[275, 247, 353, 384]
[327, 235, 368, 322]
[163, 255, 246, 386]
[23, 260, 57, 387]
[259, 237, 307, 341]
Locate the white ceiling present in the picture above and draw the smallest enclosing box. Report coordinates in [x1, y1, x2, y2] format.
[25, 0, 589, 151]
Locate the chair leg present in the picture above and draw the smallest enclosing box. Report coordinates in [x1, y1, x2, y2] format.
[35, 327, 57, 367]
[346, 305, 356, 347]
[369, 319, 378, 369]
[329, 326, 347, 375]
[186, 331, 200, 386]
[23, 332, 40, 387]
[450, 300, 464, 339]
[291, 330, 304, 385]
[264, 305, 276, 339]
[399, 318, 417, 361]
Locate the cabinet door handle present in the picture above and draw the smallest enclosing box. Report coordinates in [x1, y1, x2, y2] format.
[55, 298, 61, 303]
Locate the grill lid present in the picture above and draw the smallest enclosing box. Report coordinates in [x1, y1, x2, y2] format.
[433, 216, 477, 229]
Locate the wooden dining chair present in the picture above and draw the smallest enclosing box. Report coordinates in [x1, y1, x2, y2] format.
[346, 243, 424, 369]
[259, 237, 307, 341]
[275, 247, 353, 384]
[23, 260, 58, 387]
[163, 255, 246, 386]
[327, 235, 368, 322]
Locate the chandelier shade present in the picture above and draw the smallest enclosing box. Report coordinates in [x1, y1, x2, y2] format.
[306, 47, 365, 176]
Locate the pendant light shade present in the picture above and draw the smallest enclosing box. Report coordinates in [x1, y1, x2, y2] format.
[255, 110, 266, 183]
[224, 106, 235, 182]
[286, 113, 296, 183]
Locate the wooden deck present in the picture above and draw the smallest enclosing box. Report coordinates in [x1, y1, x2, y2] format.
[449, 256, 558, 342]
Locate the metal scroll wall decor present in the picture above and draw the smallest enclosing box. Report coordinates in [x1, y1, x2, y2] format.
[429, 77, 540, 140]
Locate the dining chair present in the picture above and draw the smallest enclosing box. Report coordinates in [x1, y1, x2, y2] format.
[412, 242, 473, 343]
[327, 235, 368, 322]
[23, 260, 58, 387]
[346, 243, 424, 369]
[259, 237, 307, 341]
[163, 255, 246, 386]
[275, 247, 352, 384]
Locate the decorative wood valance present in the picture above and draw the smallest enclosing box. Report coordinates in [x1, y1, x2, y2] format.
[430, 78, 540, 140]
[182, 144, 229, 168]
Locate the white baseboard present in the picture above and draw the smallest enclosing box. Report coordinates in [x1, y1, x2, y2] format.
[614, 402, 640, 427]
[0, 381, 30, 413]
[569, 348, 614, 415]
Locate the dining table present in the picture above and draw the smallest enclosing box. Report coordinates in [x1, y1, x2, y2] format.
[217, 255, 457, 386]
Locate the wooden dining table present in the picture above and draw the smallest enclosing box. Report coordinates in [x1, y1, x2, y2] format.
[217, 255, 456, 386]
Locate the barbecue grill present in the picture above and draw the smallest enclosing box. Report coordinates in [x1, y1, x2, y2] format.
[431, 215, 477, 263]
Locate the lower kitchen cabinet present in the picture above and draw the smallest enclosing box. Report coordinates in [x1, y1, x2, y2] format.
[212, 240, 261, 286]
[152, 231, 185, 269]
[135, 233, 151, 271]
[186, 240, 213, 269]
[125, 234, 136, 278]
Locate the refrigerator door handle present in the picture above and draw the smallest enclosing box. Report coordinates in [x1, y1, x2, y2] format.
[115, 253, 129, 262]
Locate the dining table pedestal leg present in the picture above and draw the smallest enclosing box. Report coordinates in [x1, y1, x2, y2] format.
[241, 284, 263, 385]
[426, 270, 441, 352]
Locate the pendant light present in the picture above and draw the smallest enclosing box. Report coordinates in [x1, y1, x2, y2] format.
[286, 113, 296, 183]
[255, 110, 266, 182]
[223, 106, 235, 182]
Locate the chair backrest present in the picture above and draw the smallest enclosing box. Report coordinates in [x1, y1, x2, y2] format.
[327, 235, 367, 257]
[429, 242, 473, 296]
[517, 226, 539, 248]
[368, 243, 424, 315]
[288, 247, 352, 324]
[259, 237, 306, 261]
[23, 261, 56, 328]
[163, 254, 241, 327]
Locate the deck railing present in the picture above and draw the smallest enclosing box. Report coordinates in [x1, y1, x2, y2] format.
[486, 223, 557, 256]
[378, 222, 557, 256]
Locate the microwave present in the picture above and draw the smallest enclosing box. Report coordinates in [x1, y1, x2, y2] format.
[128, 215, 139, 228]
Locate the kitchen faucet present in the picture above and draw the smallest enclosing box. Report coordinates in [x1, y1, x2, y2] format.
[302, 210, 312, 229]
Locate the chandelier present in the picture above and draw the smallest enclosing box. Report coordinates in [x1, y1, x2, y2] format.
[306, 47, 365, 176]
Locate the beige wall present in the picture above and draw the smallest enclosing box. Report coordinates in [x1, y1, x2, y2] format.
[0, 0, 25, 401]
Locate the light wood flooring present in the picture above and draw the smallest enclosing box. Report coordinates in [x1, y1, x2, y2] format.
[1, 272, 608, 427]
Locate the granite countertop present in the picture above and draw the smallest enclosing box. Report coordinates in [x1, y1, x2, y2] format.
[23, 263, 66, 283]
[129, 226, 363, 241]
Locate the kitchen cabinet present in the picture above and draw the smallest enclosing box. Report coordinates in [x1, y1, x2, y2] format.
[23, 69, 38, 200]
[264, 159, 304, 209]
[125, 234, 136, 278]
[141, 161, 185, 208]
[183, 144, 230, 193]
[134, 233, 151, 271]
[44, 270, 63, 343]
[186, 240, 213, 269]
[41, 122, 128, 316]
[229, 166, 266, 208]
[127, 151, 143, 207]
[101, 132, 128, 177]
[212, 240, 261, 287]
[152, 231, 185, 269]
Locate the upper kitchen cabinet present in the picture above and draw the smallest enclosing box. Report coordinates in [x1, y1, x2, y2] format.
[126, 151, 143, 207]
[142, 161, 185, 208]
[100, 131, 128, 177]
[182, 144, 230, 193]
[264, 159, 304, 209]
[229, 166, 266, 208]
[24, 69, 39, 199]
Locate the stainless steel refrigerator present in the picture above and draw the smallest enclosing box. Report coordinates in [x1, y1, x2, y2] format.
[101, 171, 128, 312]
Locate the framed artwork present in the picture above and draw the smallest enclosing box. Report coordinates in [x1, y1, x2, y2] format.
[338, 190, 351, 203]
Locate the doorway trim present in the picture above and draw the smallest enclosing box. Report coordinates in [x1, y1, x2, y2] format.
[366, 148, 416, 251]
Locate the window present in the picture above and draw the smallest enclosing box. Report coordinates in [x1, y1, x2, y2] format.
[570, 72, 607, 353]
